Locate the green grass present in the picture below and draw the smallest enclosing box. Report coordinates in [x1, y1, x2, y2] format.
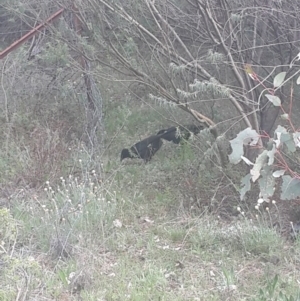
[2, 103, 300, 300]
[3, 180, 300, 301]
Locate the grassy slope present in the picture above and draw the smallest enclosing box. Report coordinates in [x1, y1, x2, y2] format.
[1, 89, 300, 301]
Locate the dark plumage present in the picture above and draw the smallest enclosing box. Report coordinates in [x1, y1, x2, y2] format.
[157, 124, 203, 144]
[120, 124, 204, 163]
[157, 127, 180, 143]
[121, 134, 163, 162]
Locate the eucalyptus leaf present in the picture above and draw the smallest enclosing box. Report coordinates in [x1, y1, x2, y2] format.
[250, 150, 268, 182]
[273, 170, 285, 178]
[273, 72, 286, 87]
[265, 94, 281, 106]
[281, 175, 300, 200]
[258, 166, 275, 199]
[229, 128, 260, 164]
[240, 173, 251, 200]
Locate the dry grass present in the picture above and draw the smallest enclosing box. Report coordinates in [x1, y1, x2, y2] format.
[1, 87, 300, 300]
[2, 151, 300, 300]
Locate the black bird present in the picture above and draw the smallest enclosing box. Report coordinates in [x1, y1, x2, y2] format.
[157, 124, 203, 144]
[121, 134, 163, 162]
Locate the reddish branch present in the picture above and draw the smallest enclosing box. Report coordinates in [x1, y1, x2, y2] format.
[0, 8, 64, 59]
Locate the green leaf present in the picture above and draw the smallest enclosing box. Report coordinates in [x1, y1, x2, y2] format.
[270, 274, 278, 297]
[240, 173, 251, 200]
[275, 125, 288, 134]
[265, 94, 281, 106]
[293, 132, 300, 148]
[229, 127, 260, 164]
[273, 72, 286, 87]
[274, 125, 287, 148]
[58, 269, 68, 286]
[241, 156, 253, 166]
[258, 166, 275, 199]
[281, 175, 300, 200]
[281, 133, 296, 152]
[274, 126, 296, 151]
[273, 169, 285, 178]
[250, 150, 268, 182]
[267, 144, 276, 165]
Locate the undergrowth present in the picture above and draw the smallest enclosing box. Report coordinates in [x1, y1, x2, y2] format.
[0, 85, 300, 300]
